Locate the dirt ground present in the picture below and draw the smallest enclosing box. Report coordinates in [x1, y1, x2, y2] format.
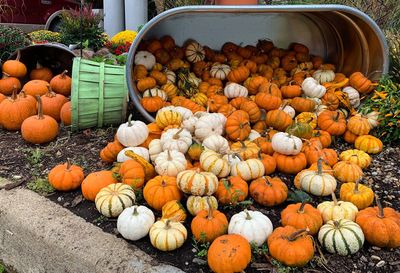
[0, 122, 399, 273]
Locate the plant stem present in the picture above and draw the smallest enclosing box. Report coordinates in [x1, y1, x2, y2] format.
[375, 195, 385, 218]
[298, 200, 307, 213]
[36, 95, 44, 120]
[287, 228, 308, 241]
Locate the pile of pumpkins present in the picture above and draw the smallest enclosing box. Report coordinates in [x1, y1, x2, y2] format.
[0, 50, 72, 143]
[45, 36, 400, 272]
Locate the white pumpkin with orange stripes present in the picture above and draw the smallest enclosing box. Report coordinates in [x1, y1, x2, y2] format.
[95, 183, 136, 218]
[177, 169, 218, 196]
[199, 149, 230, 178]
[229, 156, 265, 181]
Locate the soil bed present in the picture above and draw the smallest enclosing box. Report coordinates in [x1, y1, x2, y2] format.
[0, 119, 399, 273]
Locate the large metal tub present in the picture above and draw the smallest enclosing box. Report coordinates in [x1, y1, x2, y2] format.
[126, 5, 389, 122]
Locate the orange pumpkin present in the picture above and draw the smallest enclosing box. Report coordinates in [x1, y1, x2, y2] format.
[143, 175, 183, 211]
[49, 70, 72, 96]
[118, 160, 146, 189]
[347, 114, 371, 135]
[321, 92, 339, 110]
[0, 91, 36, 131]
[218, 104, 236, 117]
[215, 176, 248, 205]
[81, 170, 117, 201]
[333, 161, 363, 183]
[208, 94, 228, 112]
[48, 159, 84, 191]
[0, 73, 21, 95]
[141, 94, 164, 113]
[20, 96, 59, 144]
[310, 130, 332, 148]
[225, 110, 251, 141]
[290, 97, 316, 113]
[281, 201, 323, 235]
[280, 82, 301, 98]
[40, 88, 68, 122]
[355, 135, 383, 154]
[100, 139, 125, 163]
[239, 100, 261, 123]
[258, 82, 282, 98]
[191, 206, 228, 243]
[30, 63, 53, 82]
[2, 51, 27, 78]
[343, 129, 359, 144]
[255, 91, 282, 111]
[253, 132, 276, 155]
[22, 80, 49, 97]
[207, 234, 251, 273]
[230, 97, 248, 109]
[317, 110, 347, 136]
[273, 152, 307, 174]
[356, 197, 400, 248]
[249, 176, 288, 206]
[265, 109, 293, 131]
[259, 152, 276, 175]
[60, 101, 72, 126]
[349, 72, 376, 94]
[230, 141, 260, 160]
[227, 66, 250, 83]
[268, 226, 314, 267]
[137, 77, 157, 92]
[244, 75, 268, 95]
[150, 70, 168, 86]
[133, 65, 148, 81]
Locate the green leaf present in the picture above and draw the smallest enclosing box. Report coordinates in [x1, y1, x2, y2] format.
[287, 189, 312, 203]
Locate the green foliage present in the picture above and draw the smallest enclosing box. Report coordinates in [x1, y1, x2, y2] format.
[222, 199, 253, 210]
[29, 30, 61, 43]
[386, 30, 400, 82]
[0, 25, 31, 61]
[359, 77, 400, 144]
[0, 262, 4, 273]
[250, 242, 269, 257]
[27, 178, 55, 195]
[59, 5, 106, 51]
[93, 215, 107, 224]
[192, 235, 211, 258]
[269, 259, 299, 273]
[90, 54, 127, 66]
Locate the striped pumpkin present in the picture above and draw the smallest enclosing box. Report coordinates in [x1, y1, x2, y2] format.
[339, 149, 371, 169]
[230, 158, 265, 181]
[318, 219, 364, 256]
[177, 170, 218, 196]
[317, 194, 358, 223]
[95, 183, 136, 218]
[186, 195, 218, 216]
[199, 149, 230, 178]
[161, 200, 187, 222]
[155, 110, 182, 129]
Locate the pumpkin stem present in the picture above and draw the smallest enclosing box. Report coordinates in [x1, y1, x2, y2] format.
[61, 70, 68, 78]
[375, 195, 384, 218]
[66, 158, 72, 171]
[333, 220, 340, 228]
[165, 219, 171, 229]
[167, 150, 172, 161]
[2, 72, 10, 79]
[161, 179, 167, 187]
[46, 84, 56, 97]
[16, 50, 21, 61]
[298, 200, 307, 213]
[264, 176, 272, 186]
[173, 128, 184, 139]
[353, 179, 360, 193]
[132, 206, 139, 216]
[331, 192, 338, 205]
[206, 197, 214, 220]
[11, 87, 18, 101]
[127, 114, 133, 126]
[316, 157, 323, 175]
[36, 95, 45, 120]
[287, 228, 309, 241]
[36, 61, 43, 69]
[244, 209, 252, 220]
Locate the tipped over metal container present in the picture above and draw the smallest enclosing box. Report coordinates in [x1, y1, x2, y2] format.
[126, 5, 389, 122]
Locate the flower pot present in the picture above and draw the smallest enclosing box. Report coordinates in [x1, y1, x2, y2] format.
[215, 0, 258, 4]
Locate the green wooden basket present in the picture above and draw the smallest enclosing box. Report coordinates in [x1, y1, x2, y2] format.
[71, 58, 128, 132]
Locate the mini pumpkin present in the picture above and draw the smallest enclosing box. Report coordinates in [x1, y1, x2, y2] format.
[117, 205, 155, 241]
[187, 195, 218, 216]
[143, 175, 183, 210]
[354, 135, 383, 154]
[347, 114, 371, 135]
[191, 204, 228, 243]
[48, 159, 84, 191]
[199, 149, 230, 178]
[161, 200, 187, 222]
[273, 152, 307, 175]
[339, 149, 371, 169]
[30, 62, 53, 82]
[177, 169, 218, 196]
[333, 161, 363, 183]
[149, 219, 187, 251]
[317, 110, 347, 136]
[249, 176, 288, 206]
[339, 180, 374, 210]
[116, 115, 149, 147]
[95, 183, 136, 218]
[281, 201, 323, 235]
[317, 193, 358, 223]
[215, 176, 248, 205]
[225, 110, 251, 141]
[81, 170, 117, 201]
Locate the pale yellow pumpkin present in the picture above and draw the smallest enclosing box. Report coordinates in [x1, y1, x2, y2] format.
[149, 219, 187, 251]
[177, 169, 218, 196]
[317, 193, 358, 223]
[199, 149, 230, 178]
[186, 195, 218, 216]
[339, 149, 371, 169]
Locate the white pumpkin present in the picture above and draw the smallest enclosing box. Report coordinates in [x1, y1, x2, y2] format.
[149, 219, 187, 251]
[315, 104, 329, 116]
[299, 162, 337, 196]
[154, 150, 187, 176]
[224, 82, 248, 98]
[214, 113, 227, 128]
[149, 139, 163, 162]
[202, 134, 230, 154]
[230, 157, 265, 181]
[279, 104, 296, 119]
[228, 210, 273, 247]
[117, 205, 155, 241]
[210, 63, 231, 80]
[313, 69, 335, 84]
[160, 128, 192, 154]
[185, 41, 205, 63]
[186, 195, 218, 216]
[302, 77, 327, 98]
[177, 170, 218, 196]
[95, 183, 136, 218]
[247, 130, 261, 141]
[173, 106, 193, 120]
[199, 149, 230, 178]
[181, 116, 198, 134]
[271, 132, 302, 155]
[116, 115, 148, 147]
[134, 51, 156, 70]
[117, 147, 150, 163]
[317, 194, 358, 223]
[365, 111, 380, 128]
[165, 69, 176, 83]
[194, 114, 224, 141]
[318, 219, 364, 256]
[142, 88, 168, 101]
[343, 86, 360, 108]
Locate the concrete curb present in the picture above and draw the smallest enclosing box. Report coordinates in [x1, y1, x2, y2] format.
[0, 189, 185, 273]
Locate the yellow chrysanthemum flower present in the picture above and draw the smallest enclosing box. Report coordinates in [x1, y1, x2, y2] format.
[111, 30, 137, 44]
